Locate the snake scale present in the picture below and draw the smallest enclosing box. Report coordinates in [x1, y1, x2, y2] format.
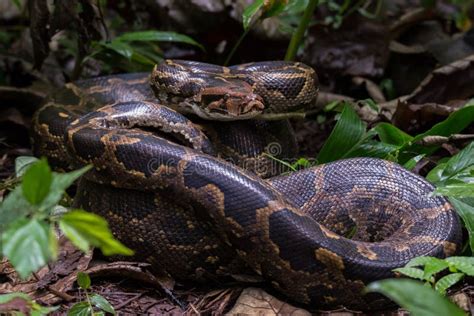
[32, 60, 462, 309]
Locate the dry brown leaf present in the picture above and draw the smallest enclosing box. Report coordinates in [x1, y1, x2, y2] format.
[303, 14, 390, 78]
[407, 54, 474, 104]
[226, 287, 311, 316]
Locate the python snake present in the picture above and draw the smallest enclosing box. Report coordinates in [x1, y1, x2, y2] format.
[32, 60, 462, 309]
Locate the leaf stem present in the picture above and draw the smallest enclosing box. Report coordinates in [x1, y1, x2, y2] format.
[224, 26, 252, 66]
[284, 0, 319, 61]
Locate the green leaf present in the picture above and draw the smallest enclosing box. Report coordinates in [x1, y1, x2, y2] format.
[100, 41, 134, 60]
[435, 273, 464, 295]
[11, 0, 22, 10]
[0, 186, 32, 229]
[405, 256, 440, 267]
[434, 183, 474, 197]
[423, 259, 450, 279]
[440, 142, 474, 182]
[31, 302, 59, 316]
[374, 123, 412, 146]
[77, 272, 91, 290]
[15, 156, 39, 177]
[366, 279, 466, 316]
[317, 103, 366, 163]
[427, 141, 474, 189]
[90, 294, 115, 315]
[59, 210, 134, 256]
[2, 219, 54, 279]
[427, 162, 448, 183]
[403, 256, 450, 279]
[399, 104, 474, 163]
[262, 0, 288, 19]
[282, 0, 309, 14]
[242, 0, 264, 30]
[344, 138, 399, 159]
[0, 292, 32, 304]
[291, 157, 311, 170]
[393, 267, 426, 281]
[445, 257, 474, 276]
[40, 166, 91, 212]
[67, 302, 92, 316]
[404, 154, 425, 170]
[116, 31, 204, 50]
[450, 198, 474, 253]
[22, 159, 52, 206]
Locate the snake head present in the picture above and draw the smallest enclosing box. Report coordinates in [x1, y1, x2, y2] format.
[200, 82, 265, 119]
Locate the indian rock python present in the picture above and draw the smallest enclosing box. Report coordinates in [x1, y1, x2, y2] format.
[32, 60, 462, 309]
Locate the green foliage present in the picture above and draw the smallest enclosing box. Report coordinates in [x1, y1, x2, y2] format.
[429, 141, 474, 194]
[60, 210, 133, 256]
[14, 156, 39, 177]
[423, 142, 474, 253]
[366, 279, 465, 316]
[0, 158, 133, 280]
[242, 0, 289, 30]
[450, 199, 474, 253]
[21, 159, 52, 206]
[436, 0, 474, 31]
[3, 219, 56, 279]
[398, 103, 474, 163]
[87, 30, 203, 72]
[77, 272, 91, 290]
[317, 103, 366, 163]
[0, 292, 58, 315]
[69, 272, 116, 316]
[394, 256, 474, 295]
[318, 102, 474, 174]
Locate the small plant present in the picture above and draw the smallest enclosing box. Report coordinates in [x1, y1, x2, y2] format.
[68, 272, 116, 316]
[394, 256, 473, 295]
[367, 252, 474, 316]
[83, 30, 204, 73]
[0, 157, 133, 279]
[0, 292, 58, 315]
[367, 279, 466, 316]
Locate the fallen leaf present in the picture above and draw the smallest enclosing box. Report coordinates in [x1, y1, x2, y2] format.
[302, 14, 390, 78]
[407, 54, 474, 104]
[226, 287, 311, 316]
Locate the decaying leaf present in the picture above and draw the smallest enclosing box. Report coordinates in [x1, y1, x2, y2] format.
[407, 54, 474, 104]
[302, 14, 390, 78]
[393, 54, 474, 132]
[226, 287, 311, 315]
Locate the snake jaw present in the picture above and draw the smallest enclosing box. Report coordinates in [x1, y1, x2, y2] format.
[242, 94, 265, 114]
[205, 93, 264, 117]
[198, 84, 265, 119]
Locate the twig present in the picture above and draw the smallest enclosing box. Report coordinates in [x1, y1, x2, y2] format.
[115, 292, 144, 310]
[188, 303, 200, 315]
[416, 134, 474, 146]
[390, 7, 436, 38]
[46, 285, 75, 302]
[32, 272, 75, 302]
[284, 0, 319, 61]
[255, 111, 315, 120]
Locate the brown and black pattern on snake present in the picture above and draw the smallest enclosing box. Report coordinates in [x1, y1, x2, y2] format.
[32, 59, 462, 310]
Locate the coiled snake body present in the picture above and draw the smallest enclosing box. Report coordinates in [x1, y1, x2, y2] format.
[32, 60, 462, 309]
